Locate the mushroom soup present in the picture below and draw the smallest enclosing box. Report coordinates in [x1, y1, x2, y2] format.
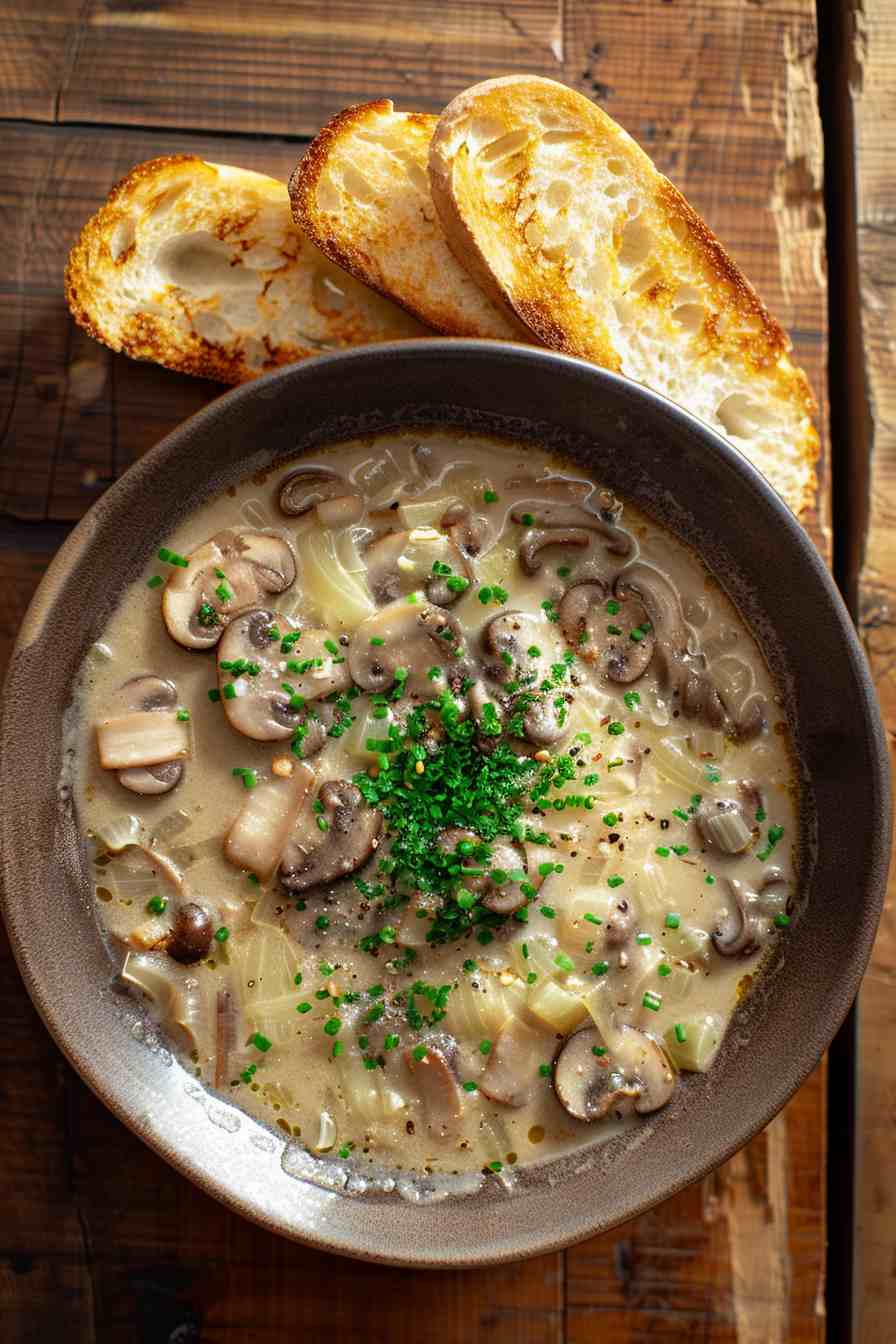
[75, 432, 798, 1177]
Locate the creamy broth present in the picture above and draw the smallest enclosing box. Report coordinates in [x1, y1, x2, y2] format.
[75, 432, 798, 1178]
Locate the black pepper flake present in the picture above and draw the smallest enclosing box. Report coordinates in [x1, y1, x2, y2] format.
[660, 818, 670, 830]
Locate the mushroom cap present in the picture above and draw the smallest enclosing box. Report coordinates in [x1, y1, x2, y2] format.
[166, 902, 213, 965]
[518, 527, 593, 576]
[216, 609, 351, 742]
[479, 1017, 543, 1107]
[554, 1025, 675, 1120]
[712, 876, 771, 956]
[364, 527, 470, 606]
[278, 466, 349, 517]
[510, 493, 633, 557]
[118, 761, 184, 796]
[559, 582, 655, 684]
[404, 1039, 462, 1130]
[108, 676, 184, 796]
[436, 830, 528, 914]
[440, 502, 492, 558]
[553, 1027, 640, 1121]
[349, 599, 465, 697]
[280, 780, 383, 892]
[162, 529, 296, 650]
[604, 897, 635, 948]
[110, 674, 178, 714]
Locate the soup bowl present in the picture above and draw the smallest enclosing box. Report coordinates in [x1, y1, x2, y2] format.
[0, 341, 888, 1265]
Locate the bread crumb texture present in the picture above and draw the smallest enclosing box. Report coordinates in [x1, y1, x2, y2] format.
[290, 101, 521, 339]
[429, 76, 819, 515]
[65, 155, 426, 385]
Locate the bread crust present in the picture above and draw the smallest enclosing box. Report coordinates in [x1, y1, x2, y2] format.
[429, 75, 819, 515]
[290, 100, 526, 340]
[65, 154, 426, 384]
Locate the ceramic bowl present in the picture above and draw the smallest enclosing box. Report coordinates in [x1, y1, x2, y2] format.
[1, 341, 889, 1265]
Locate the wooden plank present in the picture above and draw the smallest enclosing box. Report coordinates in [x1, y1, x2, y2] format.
[850, 0, 896, 1335]
[59, 0, 565, 134]
[0, 2, 83, 122]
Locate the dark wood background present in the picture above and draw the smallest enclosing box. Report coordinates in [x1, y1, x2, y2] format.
[0, 1, 891, 1339]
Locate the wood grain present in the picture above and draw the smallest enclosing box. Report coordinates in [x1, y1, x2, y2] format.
[0, 1, 835, 1339]
[850, 0, 896, 1334]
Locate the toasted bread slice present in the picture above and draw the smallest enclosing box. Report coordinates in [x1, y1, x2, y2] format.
[65, 155, 428, 384]
[289, 100, 526, 341]
[429, 76, 818, 515]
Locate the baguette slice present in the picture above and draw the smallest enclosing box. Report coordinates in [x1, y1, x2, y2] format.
[429, 76, 818, 515]
[65, 155, 428, 385]
[289, 100, 526, 340]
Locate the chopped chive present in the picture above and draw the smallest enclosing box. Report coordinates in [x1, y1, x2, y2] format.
[483, 489, 499, 503]
[655, 846, 670, 858]
[607, 721, 624, 736]
[554, 953, 574, 972]
[412, 1044, 428, 1062]
[658, 963, 671, 978]
[146, 575, 163, 589]
[636, 933, 652, 946]
[623, 690, 641, 710]
[521, 512, 534, 526]
[222, 683, 237, 701]
[315, 915, 330, 931]
[602, 812, 618, 827]
[774, 913, 791, 928]
[176, 708, 190, 722]
[370, 636, 385, 646]
[462, 1079, 478, 1092]
[607, 875, 624, 889]
[251, 1032, 272, 1052]
[146, 895, 167, 915]
[208, 687, 221, 702]
[642, 991, 662, 1012]
[674, 1023, 688, 1043]
[538, 1064, 551, 1078]
[323, 1017, 341, 1036]
[591, 961, 610, 977]
[478, 1039, 492, 1055]
[214, 926, 229, 943]
[665, 912, 681, 929]
[671, 844, 689, 856]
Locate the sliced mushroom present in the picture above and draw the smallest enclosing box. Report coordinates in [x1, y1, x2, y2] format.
[349, 599, 465, 697]
[626, 1028, 677, 1114]
[559, 581, 655, 683]
[604, 896, 635, 948]
[404, 1040, 462, 1131]
[510, 481, 633, 557]
[440, 502, 491, 558]
[553, 1027, 640, 1120]
[519, 527, 593, 576]
[481, 610, 545, 686]
[364, 527, 470, 605]
[730, 695, 767, 742]
[166, 902, 214, 965]
[162, 529, 296, 650]
[216, 609, 351, 741]
[695, 797, 757, 855]
[279, 466, 353, 517]
[712, 874, 776, 956]
[554, 1025, 675, 1120]
[616, 563, 726, 727]
[101, 676, 187, 795]
[756, 867, 790, 920]
[436, 829, 528, 915]
[224, 762, 315, 881]
[280, 781, 383, 893]
[509, 690, 571, 747]
[480, 1018, 542, 1107]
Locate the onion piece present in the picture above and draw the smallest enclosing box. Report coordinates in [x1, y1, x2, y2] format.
[224, 763, 314, 880]
[96, 710, 190, 770]
[528, 979, 589, 1033]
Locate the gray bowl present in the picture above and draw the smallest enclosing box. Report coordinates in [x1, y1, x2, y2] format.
[1, 341, 889, 1265]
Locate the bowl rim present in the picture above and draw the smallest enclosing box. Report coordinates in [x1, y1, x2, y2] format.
[1, 338, 890, 1265]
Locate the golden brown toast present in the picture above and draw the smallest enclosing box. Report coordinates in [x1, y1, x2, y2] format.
[289, 100, 526, 340]
[429, 75, 818, 514]
[65, 155, 428, 384]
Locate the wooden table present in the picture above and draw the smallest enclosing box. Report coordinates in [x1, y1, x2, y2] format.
[0, 2, 891, 1339]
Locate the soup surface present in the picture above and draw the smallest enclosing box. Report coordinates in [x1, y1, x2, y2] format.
[75, 432, 798, 1181]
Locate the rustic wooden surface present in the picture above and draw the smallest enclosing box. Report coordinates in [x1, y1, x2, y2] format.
[0, 1, 846, 1340]
[850, 0, 896, 1335]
